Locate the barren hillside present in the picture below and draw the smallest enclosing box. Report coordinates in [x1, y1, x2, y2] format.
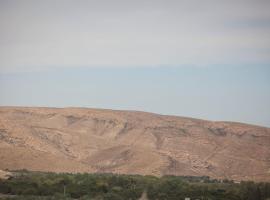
[0, 107, 269, 181]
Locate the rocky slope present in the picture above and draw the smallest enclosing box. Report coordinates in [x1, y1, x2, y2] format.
[0, 107, 269, 182]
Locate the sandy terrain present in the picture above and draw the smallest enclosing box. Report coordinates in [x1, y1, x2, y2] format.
[0, 107, 269, 181]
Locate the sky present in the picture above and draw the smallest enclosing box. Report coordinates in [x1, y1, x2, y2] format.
[0, 0, 270, 127]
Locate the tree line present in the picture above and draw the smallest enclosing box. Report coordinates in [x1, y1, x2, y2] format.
[0, 170, 269, 200]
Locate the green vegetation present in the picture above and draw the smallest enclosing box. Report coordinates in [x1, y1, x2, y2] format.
[0, 170, 269, 200]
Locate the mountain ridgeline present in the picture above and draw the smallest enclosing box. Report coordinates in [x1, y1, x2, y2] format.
[0, 107, 269, 182]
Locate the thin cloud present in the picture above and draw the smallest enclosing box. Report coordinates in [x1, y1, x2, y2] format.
[0, 0, 270, 72]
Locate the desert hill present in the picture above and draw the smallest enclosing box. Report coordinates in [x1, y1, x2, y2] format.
[0, 107, 269, 182]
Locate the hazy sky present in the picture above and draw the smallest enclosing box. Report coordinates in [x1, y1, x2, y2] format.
[0, 0, 270, 127]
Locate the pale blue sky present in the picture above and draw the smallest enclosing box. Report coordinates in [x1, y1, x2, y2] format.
[0, 0, 270, 127]
[1, 65, 270, 127]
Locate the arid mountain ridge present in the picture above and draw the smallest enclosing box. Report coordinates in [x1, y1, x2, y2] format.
[0, 107, 269, 182]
